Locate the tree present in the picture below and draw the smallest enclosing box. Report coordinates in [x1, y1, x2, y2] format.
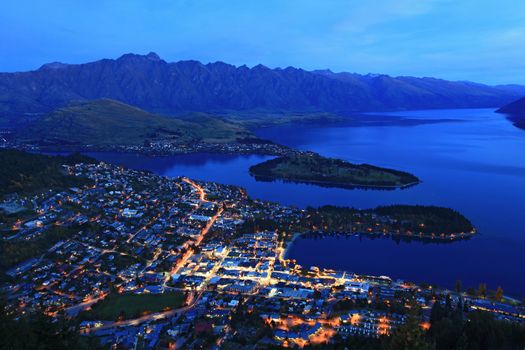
[0, 300, 102, 350]
[477, 283, 487, 298]
[388, 307, 434, 350]
[495, 286, 504, 302]
[454, 298, 464, 323]
[431, 318, 461, 350]
[430, 301, 443, 323]
[455, 332, 469, 350]
[445, 294, 452, 311]
[454, 280, 462, 294]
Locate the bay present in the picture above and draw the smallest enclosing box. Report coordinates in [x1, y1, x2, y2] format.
[82, 108, 525, 296]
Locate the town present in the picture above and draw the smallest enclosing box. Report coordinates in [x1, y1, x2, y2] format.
[0, 135, 295, 158]
[1, 160, 523, 349]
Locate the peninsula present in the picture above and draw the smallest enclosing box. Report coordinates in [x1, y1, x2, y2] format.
[497, 96, 525, 130]
[249, 152, 420, 189]
[300, 205, 475, 241]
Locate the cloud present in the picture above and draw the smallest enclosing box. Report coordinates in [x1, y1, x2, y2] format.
[333, 0, 447, 34]
[490, 27, 525, 47]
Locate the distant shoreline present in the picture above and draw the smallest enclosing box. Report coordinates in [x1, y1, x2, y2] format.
[6, 141, 291, 158]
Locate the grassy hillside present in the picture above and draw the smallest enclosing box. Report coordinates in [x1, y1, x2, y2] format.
[0, 149, 94, 198]
[249, 152, 419, 188]
[21, 99, 253, 146]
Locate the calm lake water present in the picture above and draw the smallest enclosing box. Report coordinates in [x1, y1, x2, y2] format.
[84, 109, 525, 296]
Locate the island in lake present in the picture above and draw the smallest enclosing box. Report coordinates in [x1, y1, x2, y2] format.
[249, 152, 420, 189]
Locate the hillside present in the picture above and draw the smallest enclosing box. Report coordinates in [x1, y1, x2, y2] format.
[497, 96, 525, 114]
[20, 99, 253, 146]
[496, 97, 525, 129]
[0, 53, 523, 122]
[0, 149, 93, 198]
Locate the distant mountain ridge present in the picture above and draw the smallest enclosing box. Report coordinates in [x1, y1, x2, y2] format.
[1, 52, 523, 119]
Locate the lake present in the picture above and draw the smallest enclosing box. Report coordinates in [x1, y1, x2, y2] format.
[83, 108, 525, 296]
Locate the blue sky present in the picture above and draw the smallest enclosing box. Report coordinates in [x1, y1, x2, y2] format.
[1, 0, 524, 84]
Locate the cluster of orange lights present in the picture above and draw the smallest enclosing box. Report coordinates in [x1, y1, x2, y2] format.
[420, 321, 431, 331]
[272, 315, 339, 348]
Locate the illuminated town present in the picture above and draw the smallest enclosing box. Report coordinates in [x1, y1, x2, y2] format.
[2, 160, 523, 349]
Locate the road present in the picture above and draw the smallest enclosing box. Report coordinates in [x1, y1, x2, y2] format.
[65, 293, 108, 317]
[171, 178, 223, 274]
[83, 296, 199, 332]
[182, 177, 208, 202]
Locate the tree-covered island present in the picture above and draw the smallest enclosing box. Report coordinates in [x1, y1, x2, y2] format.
[249, 152, 420, 189]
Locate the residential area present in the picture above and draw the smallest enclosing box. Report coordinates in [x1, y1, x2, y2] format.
[1, 161, 524, 349]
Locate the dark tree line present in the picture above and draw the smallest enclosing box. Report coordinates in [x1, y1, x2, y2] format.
[0, 301, 102, 350]
[0, 149, 94, 197]
[373, 205, 474, 234]
[303, 205, 474, 235]
[428, 296, 525, 350]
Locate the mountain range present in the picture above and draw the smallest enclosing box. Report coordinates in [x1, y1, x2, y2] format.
[1, 52, 524, 121]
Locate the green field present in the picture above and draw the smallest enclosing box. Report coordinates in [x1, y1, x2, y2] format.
[83, 292, 186, 321]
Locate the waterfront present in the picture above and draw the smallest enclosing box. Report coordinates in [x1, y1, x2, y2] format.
[85, 108, 525, 296]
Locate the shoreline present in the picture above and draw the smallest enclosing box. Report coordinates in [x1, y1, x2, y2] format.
[282, 232, 303, 260]
[283, 229, 477, 261]
[251, 172, 421, 190]
[8, 144, 288, 158]
[298, 230, 476, 242]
